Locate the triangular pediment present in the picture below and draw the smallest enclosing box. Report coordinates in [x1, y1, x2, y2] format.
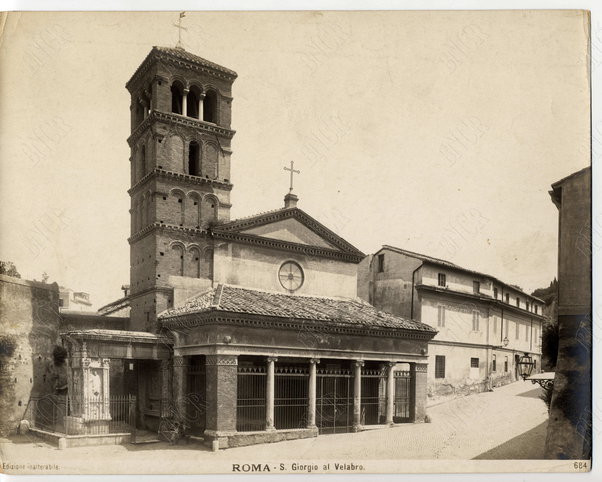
[212, 207, 365, 261]
[240, 217, 338, 249]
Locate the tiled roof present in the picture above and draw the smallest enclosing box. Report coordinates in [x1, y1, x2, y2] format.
[159, 284, 437, 334]
[381, 245, 544, 303]
[62, 329, 171, 343]
[154, 46, 237, 77]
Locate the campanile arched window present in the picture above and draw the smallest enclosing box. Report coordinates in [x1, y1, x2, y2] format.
[203, 90, 217, 123]
[171, 81, 184, 114]
[188, 141, 200, 176]
[187, 86, 201, 119]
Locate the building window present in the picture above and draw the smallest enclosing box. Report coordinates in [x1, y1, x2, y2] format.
[492, 354, 497, 372]
[437, 306, 445, 327]
[377, 254, 385, 273]
[58, 298, 64, 307]
[504, 356, 509, 372]
[188, 141, 200, 176]
[505, 293, 510, 303]
[493, 316, 497, 333]
[493, 287, 498, 299]
[203, 90, 218, 123]
[187, 85, 201, 119]
[515, 322, 520, 340]
[516, 297, 520, 308]
[438, 273, 446, 287]
[534, 359, 537, 370]
[505, 318, 509, 338]
[534, 305, 538, 315]
[473, 281, 480, 294]
[526, 301, 530, 311]
[472, 310, 480, 331]
[171, 81, 184, 114]
[470, 357, 479, 368]
[435, 355, 446, 378]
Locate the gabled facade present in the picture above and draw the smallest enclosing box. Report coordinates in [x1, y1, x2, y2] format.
[359, 246, 545, 401]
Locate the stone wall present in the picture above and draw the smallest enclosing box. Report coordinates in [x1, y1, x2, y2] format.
[0, 274, 61, 435]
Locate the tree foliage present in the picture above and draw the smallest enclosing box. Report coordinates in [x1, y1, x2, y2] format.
[0, 261, 21, 278]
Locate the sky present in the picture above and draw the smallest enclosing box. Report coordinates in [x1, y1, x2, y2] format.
[0, 10, 591, 309]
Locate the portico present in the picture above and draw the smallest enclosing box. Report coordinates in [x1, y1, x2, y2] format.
[160, 284, 436, 449]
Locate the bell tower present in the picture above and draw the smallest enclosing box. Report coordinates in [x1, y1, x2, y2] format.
[125, 46, 237, 332]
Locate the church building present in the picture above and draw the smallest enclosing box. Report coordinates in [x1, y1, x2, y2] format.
[58, 46, 437, 449]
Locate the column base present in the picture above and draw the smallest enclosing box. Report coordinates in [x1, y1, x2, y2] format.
[351, 424, 363, 433]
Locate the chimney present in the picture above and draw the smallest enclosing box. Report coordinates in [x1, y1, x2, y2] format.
[284, 192, 298, 209]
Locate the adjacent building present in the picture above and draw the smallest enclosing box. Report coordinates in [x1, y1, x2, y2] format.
[358, 245, 545, 401]
[58, 287, 94, 312]
[545, 166, 591, 460]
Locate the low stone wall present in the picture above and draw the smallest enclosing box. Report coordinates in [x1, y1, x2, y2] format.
[208, 427, 319, 449]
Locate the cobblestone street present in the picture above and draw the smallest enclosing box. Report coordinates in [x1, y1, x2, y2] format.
[0, 381, 550, 474]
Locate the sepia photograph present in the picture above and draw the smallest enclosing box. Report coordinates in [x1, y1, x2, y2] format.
[0, 6, 594, 476]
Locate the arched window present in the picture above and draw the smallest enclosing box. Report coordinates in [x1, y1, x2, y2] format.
[171, 81, 184, 114]
[140, 145, 146, 179]
[171, 244, 184, 276]
[188, 141, 200, 176]
[201, 195, 218, 225]
[187, 86, 201, 119]
[136, 98, 145, 125]
[203, 248, 214, 279]
[203, 90, 217, 123]
[189, 247, 201, 278]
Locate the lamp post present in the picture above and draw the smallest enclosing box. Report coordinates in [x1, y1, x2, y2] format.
[517, 352, 535, 381]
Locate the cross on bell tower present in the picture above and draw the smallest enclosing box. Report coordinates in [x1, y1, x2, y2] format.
[173, 12, 187, 49]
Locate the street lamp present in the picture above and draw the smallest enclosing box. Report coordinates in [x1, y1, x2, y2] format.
[517, 352, 534, 380]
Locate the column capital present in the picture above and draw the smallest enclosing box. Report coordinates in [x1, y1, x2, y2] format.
[413, 363, 428, 373]
[309, 358, 320, 365]
[267, 356, 278, 363]
[206, 354, 238, 366]
[353, 360, 365, 368]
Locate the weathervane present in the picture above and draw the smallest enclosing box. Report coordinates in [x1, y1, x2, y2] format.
[174, 12, 187, 49]
[283, 161, 300, 193]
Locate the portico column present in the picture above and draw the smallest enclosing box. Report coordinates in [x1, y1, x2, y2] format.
[307, 358, 319, 428]
[182, 88, 189, 116]
[266, 357, 277, 431]
[410, 362, 428, 422]
[172, 356, 186, 419]
[204, 354, 238, 449]
[352, 360, 364, 432]
[385, 362, 396, 426]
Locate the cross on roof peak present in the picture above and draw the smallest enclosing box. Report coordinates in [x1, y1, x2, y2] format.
[283, 161, 300, 193]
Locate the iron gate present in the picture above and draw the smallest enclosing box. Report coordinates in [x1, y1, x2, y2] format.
[393, 370, 412, 422]
[275, 366, 309, 429]
[186, 356, 206, 436]
[316, 368, 353, 434]
[361, 368, 387, 425]
[237, 366, 266, 432]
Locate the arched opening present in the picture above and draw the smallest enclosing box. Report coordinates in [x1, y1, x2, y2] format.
[187, 86, 201, 119]
[140, 145, 146, 179]
[188, 141, 200, 176]
[171, 81, 184, 114]
[136, 98, 145, 125]
[203, 90, 217, 123]
[203, 248, 214, 279]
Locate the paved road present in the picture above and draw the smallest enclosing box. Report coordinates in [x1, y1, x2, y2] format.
[0, 381, 549, 474]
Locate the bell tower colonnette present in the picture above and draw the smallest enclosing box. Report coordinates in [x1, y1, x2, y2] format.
[125, 47, 237, 332]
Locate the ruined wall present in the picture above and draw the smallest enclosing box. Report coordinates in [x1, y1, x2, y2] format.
[0, 274, 61, 435]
